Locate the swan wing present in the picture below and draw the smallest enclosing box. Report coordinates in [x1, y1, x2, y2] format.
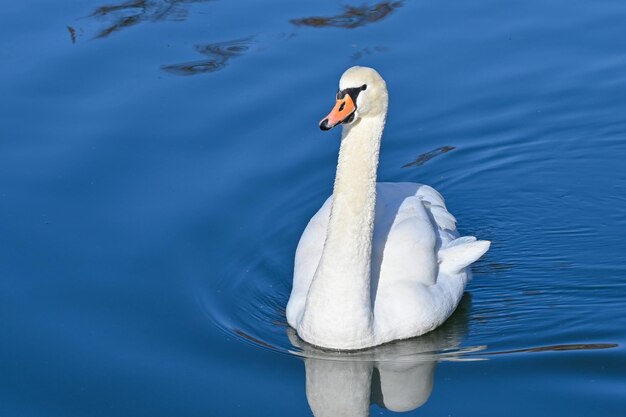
[373, 183, 489, 282]
[286, 196, 332, 328]
[370, 183, 489, 340]
[373, 183, 456, 288]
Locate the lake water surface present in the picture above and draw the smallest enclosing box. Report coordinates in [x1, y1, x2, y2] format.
[1, 0, 625, 416]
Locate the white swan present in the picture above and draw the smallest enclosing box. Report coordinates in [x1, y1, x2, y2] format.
[286, 66, 490, 350]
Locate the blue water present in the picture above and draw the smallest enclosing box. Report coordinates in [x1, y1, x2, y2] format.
[2, 0, 625, 415]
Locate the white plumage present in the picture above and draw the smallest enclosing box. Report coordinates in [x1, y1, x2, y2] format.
[286, 67, 489, 350]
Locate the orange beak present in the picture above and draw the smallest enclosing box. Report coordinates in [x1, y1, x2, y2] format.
[319, 94, 356, 131]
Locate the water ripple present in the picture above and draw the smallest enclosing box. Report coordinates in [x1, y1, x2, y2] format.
[162, 37, 255, 75]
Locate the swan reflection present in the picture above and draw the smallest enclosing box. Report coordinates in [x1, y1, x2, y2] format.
[288, 298, 472, 416]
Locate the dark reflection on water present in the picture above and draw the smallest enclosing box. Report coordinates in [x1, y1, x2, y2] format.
[352, 45, 389, 61]
[291, 1, 403, 29]
[162, 37, 254, 75]
[476, 343, 618, 356]
[67, 26, 77, 44]
[87, 0, 211, 38]
[73, 0, 401, 74]
[287, 297, 472, 416]
[234, 328, 279, 350]
[472, 260, 514, 275]
[402, 146, 456, 168]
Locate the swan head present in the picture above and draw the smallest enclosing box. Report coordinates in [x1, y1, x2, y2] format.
[320, 66, 388, 131]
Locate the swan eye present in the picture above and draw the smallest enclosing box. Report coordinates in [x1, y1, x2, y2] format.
[360, 84, 367, 91]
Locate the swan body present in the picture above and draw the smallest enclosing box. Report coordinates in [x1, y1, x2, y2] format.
[286, 67, 489, 350]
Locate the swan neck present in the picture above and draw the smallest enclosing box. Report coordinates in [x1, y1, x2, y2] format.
[299, 112, 386, 349]
[329, 115, 386, 273]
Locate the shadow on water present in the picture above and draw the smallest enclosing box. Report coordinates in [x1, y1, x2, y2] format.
[161, 37, 255, 75]
[291, 1, 403, 29]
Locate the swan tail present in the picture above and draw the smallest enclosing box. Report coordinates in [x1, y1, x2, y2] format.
[438, 237, 490, 274]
